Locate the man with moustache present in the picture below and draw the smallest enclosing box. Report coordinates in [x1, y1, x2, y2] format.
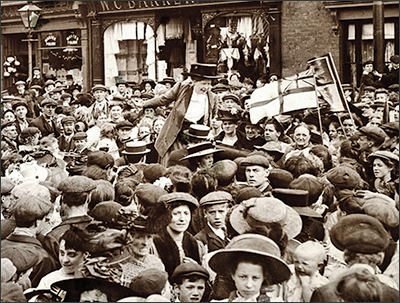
[141, 63, 220, 166]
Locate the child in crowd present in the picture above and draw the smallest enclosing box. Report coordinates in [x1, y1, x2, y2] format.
[286, 241, 329, 302]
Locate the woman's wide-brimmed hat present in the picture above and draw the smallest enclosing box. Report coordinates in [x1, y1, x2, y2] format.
[217, 109, 241, 121]
[50, 278, 140, 302]
[182, 63, 221, 79]
[272, 188, 322, 218]
[182, 124, 210, 139]
[122, 141, 151, 155]
[208, 234, 291, 285]
[180, 142, 222, 161]
[229, 196, 302, 239]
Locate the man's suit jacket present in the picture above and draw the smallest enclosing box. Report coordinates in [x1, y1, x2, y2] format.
[143, 79, 218, 157]
[195, 224, 228, 253]
[29, 115, 60, 138]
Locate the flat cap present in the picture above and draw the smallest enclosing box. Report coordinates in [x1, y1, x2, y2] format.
[289, 174, 324, 204]
[40, 98, 57, 107]
[57, 176, 97, 193]
[362, 196, 399, 228]
[330, 214, 390, 253]
[116, 120, 134, 130]
[363, 86, 376, 92]
[91, 201, 122, 223]
[91, 84, 109, 92]
[14, 80, 26, 86]
[61, 115, 76, 125]
[11, 100, 28, 111]
[235, 187, 262, 205]
[87, 150, 115, 169]
[143, 163, 167, 183]
[44, 80, 55, 87]
[388, 84, 399, 91]
[19, 127, 40, 139]
[240, 154, 270, 168]
[135, 183, 168, 208]
[130, 268, 169, 297]
[357, 126, 387, 146]
[159, 192, 199, 211]
[268, 168, 294, 188]
[200, 191, 233, 207]
[368, 150, 398, 163]
[207, 160, 237, 182]
[326, 165, 362, 190]
[380, 122, 399, 136]
[222, 93, 240, 104]
[13, 186, 52, 223]
[72, 132, 88, 140]
[170, 262, 209, 283]
[1, 177, 15, 194]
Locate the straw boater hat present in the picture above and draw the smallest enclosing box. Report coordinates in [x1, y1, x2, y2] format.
[208, 234, 291, 285]
[122, 141, 151, 155]
[182, 63, 221, 79]
[229, 196, 302, 239]
[180, 141, 222, 161]
[182, 124, 211, 139]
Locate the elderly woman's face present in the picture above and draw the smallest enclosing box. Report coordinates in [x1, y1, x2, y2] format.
[231, 261, 264, 299]
[294, 126, 310, 148]
[129, 232, 153, 258]
[169, 204, 191, 234]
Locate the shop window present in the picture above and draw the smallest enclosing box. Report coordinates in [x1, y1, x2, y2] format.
[104, 21, 155, 87]
[343, 20, 398, 88]
[203, 11, 271, 82]
[156, 17, 194, 80]
[39, 30, 82, 84]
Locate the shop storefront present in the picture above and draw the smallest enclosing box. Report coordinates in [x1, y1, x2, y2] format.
[86, 1, 282, 87]
[1, 1, 89, 92]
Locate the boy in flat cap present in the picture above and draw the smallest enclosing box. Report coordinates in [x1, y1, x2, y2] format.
[42, 176, 96, 266]
[1, 182, 58, 288]
[195, 191, 232, 252]
[170, 262, 210, 302]
[310, 214, 399, 302]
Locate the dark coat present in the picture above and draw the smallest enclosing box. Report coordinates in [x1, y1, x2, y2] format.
[143, 80, 218, 157]
[1, 234, 58, 288]
[153, 229, 201, 278]
[15, 118, 33, 135]
[29, 115, 60, 138]
[58, 135, 75, 152]
[195, 224, 228, 253]
[310, 278, 399, 302]
[214, 130, 248, 150]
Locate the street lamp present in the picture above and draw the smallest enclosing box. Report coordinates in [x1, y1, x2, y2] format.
[18, 1, 41, 80]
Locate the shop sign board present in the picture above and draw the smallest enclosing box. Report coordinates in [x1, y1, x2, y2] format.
[96, 1, 227, 12]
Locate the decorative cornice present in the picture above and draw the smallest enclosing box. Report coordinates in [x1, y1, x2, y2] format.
[101, 16, 156, 34]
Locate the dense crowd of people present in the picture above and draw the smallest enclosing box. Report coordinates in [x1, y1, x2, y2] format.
[0, 55, 399, 302]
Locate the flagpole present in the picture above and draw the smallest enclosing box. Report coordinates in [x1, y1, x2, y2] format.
[311, 74, 325, 142]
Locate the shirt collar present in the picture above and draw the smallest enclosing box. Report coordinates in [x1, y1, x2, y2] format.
[207, 222, 225, 240]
